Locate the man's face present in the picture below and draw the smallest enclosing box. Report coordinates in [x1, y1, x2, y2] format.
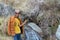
[15, 13, 20, 17]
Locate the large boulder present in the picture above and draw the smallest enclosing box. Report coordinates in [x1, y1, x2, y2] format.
[27, 23, 42, 33]
[56, 25, 60, 40]
[24, 23, 43, 40]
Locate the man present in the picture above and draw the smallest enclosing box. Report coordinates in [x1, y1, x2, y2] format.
[7, 9, 28, 40]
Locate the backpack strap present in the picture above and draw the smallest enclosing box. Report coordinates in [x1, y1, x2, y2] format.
[7, 17, 11, 35]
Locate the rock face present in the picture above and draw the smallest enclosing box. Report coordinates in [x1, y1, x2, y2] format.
[25, 28, 42, 40]
[24, 23, 42, 40]
[0, 0, 60, 40]
[56, 25, 60, 40]
[0, 3, 14, 40]
[27, 23, 42, 33]
[0, 3, 14, 16]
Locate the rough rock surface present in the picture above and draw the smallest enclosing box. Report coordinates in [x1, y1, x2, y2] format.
[0, 0, 60, 40]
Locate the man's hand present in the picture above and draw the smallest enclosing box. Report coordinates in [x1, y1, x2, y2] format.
[24, 19, 28, 24]
[20, 19, 28, 27]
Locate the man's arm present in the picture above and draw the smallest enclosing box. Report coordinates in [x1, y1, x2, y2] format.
[20, 19, 28, 27]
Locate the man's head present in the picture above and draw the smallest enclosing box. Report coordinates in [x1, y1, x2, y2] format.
[15, 9, 20, 18]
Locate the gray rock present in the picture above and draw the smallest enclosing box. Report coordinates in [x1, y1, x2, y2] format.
[0, 3, 14, 17]
[28, 23, 42, 33]
[56, 25, 60, 40]
[24, 25, 42, 40]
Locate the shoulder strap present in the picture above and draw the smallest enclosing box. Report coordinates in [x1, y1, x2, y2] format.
[7, 17, 11, 35]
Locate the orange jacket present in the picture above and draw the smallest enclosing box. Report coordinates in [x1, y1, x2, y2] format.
[7, 16, 24, 36]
